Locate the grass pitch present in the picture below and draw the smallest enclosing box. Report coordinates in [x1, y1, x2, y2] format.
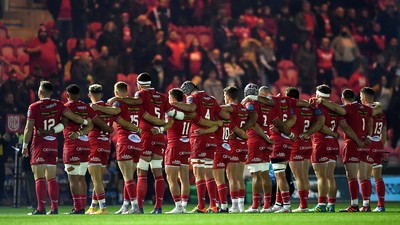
[0, 203, 399, 225]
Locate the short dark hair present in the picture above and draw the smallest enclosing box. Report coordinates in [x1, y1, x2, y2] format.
[114, 82, 128, 93]
[286, 87, 299, 99]
[39, 81, 53, 95]
[360, 87, 375, 98]
[137, 72, 152, 85]
[342, 89, 355, 101]
[224, 86, 239, 100]
[316, 84, 331, 95]
[66, 84, 80, 95]
[169, 88, 184, 102]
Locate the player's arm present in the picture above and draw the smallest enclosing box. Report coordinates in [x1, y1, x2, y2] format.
[119, 96, 143, 106]
[285, 114, 297, 128]
[319, 99, 346, 116]
[320, 125, 340, 139]
[116, 118, 142, 133]
[296, 99, 310, 108]
[143, 112, 165, 126]
[69, 119, 94, 140]
[339, 120, 364, 147]
[62, 108, 90, 126]
[194, 125, 219, 136]
[272, 118, 296, 141]
[91, 104, 121, 115]
[170, 102, 196, 112]
[241, 111, 257, 131]
[370, 103, 383, 116]
[22, 120, 35, 157]
[92, 117, 114, 133]
[218, 108, 230, 120]
[232, 127, 248, 140]
[300, 115, 325, 140]
[242, 95, 274, 106]
[151, 118, 174, 135]
[252, 123, 274, 144]
[166, 108, 186, 121]
[198, 117, 223, 127]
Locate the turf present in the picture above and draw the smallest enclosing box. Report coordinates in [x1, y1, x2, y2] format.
[0, 203, 399, 225]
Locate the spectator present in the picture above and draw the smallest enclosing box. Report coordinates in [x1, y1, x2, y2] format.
[233, 16, 251, 44]
[166, 30, 186, 79]
[357, 8, 373, 35]
[118, 12, 134, 74]
[387, 74, 400, 148]
[148, 0, 171, 37]
[224, 53, 245, 89]
[93, 46, 118, 99]
[0, 72, 30, 111]
[96, 21, 123, 58]
[184, 38, 208, 79]
[332, 26, 360, 79]
[369, 54, 388, 87]
[56, 0, 73, 42]
[70, 38, 91, 61]
[383, 38, 400, 64]
[25, 25, 61, 80]
[369, 23, 386, 59]
[331, 7, 350, 36]
[294, 1, 317, 44]
[126, 0, 148, 21]
[276, 5, 295, 60]
[373, 75, 392, 112]
[203, 70, 224, 105]
[214, 17, 237, 53]
[376, 4, 399, 40]
[203, 48, 226, 82]
[316, 37, 334, 86]
[70, 54, 92, 100]
[243, 8, 259, 28]
[294, 39, 317, 94]
[353, 24, 370, 58]
[259, 6, 278, 36]
[165, 75, 182, 95]
[70, 0, 88, 38]
[153, 30, 172, 67]
[49, 29, 68, 66]
[150, 54, 168, 93]
[259, 35, 278, 85]
[346, 8, 357, 34]
[239, 51, 259, 85]
[348, 64, 369, 96]
[132, 15, 156, 73]
[316, 2, 333, 39]
[251, 19, 268, 41]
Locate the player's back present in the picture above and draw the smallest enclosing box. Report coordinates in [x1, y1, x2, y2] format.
[189, 91, 222, 136]
[230, 103, 248, 140]
[136, 88, 170, 133]
[291, 107, 314, 136]
[371, 112, 386, 137]
[29, 98, 66, 144]
[271, 96, 297, 138]
[246, 100, 279, 140]
[167, 106, 191, 144]
[89, 101, 114, 138]
[215, 117, 231, 144]
[314, 103, 342, 140]
[113, 100, 142, 144]
[343, 102, 372, 140]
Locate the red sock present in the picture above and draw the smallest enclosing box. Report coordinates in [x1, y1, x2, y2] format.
[275, 191, 282, 204]
[155, 176, 165, 209]
[206, 178, 217, 208]
[252, 193, 261, 209]
[230, 191, 239, 200]
[137, 176, 148, 209]
[238, 189, 246, 199]
[92, 190, 98, 201]
[80, 194, 87, 210]
[348, 178, 359, 201]
[360, 179, 371, 201]
[196, 180, 206, 209]
[97, 192, 106, 201]
[328, 197, 336, 205]
[263, 193, 271, 209]
[298, 190, 308, 209]
[318, 196, 327, 204]
[181, 195, 189, 203]
[47, 178, 59, 210]
[123, 186, 129, 201]
[35, 178, 46, 211]
[217, 184, 228, 204]
[375, 179, 385, 207]
[281, 191, 290, 204]
[215, 185, 220, 205]
[72, 194, 81, 211]
[125, 180, 137, 201]
[172, 195, 181, 202]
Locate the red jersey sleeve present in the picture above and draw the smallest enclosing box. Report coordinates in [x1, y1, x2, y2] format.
[87, 105, 98, 120]
[113, 100, 123, 121]
[212, 98, 223, 116]
[27, 104, 36, 121]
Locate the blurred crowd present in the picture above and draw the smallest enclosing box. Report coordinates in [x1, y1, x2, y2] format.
[1, 0, 400, 206]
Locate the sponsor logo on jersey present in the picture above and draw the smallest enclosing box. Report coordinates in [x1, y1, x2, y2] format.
[180, 137, 190, 143]
[46, 103, 57, 109]
[366, 156, 374, 163]
[43, 148, 57, 152]
[128, 134, 141, 143]
[78, 135, 89, 142]
[326, 147, 339, 151]
[222, 143, 231, 151]
[97, 148, 111, 153]
[127, 145, 142, 151]
[97, 136, 109, 141]
[372, 148, 383, 152]
[223, 154, 230, 159]
[152, 141, 165, 146]
[179, 151, 190, 156]
[76, 147, 90, 151]
[77, 106, 87, 110]
[299, 146, 312, 150]
[231, 156, 239, 161]
[236, 148, 248, 153]
[43, 136, 57, 141]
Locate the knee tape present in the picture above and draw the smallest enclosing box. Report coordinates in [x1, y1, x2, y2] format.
[64, 164, 80, 175]
[272, 163, 287, 173]
[138, 158, 150, 170]
[150, 159, 163, 169]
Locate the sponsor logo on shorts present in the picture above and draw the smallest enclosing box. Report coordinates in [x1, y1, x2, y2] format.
[121, 154, 132, 160]
[90, 157, 101, 162]
[69, 156, 80, 162]
[319, 157, 328, 162]
[78, 135, 89, 142]
[43, 136, 56, 141]
[348, 157, 359, 162]
[172, 160, 181, 165]
[198, 152, 206, 157]
[216, 162, 225, 167]
[231, 156, 239, 161]
[293, 155, 303, 160]
[143, 150, 152, 155]
[276, 152, 285, 157]
[36, 157, 45, 163]
[128, 134, 141, 143]
[250, 157, 262, 162]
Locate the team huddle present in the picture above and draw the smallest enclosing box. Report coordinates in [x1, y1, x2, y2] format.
[22, 72, 387, 215]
